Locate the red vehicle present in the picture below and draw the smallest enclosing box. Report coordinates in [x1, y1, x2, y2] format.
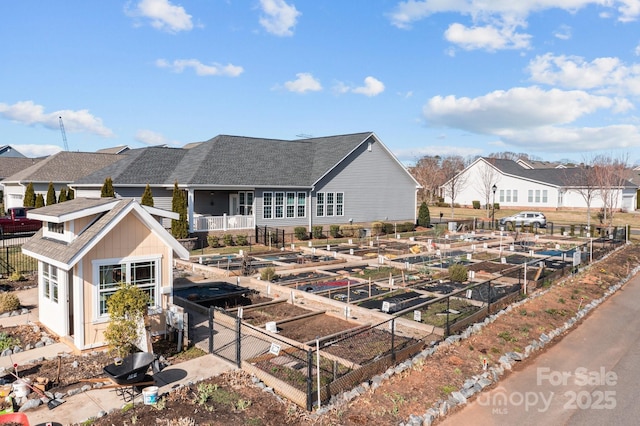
[0, 207, 42, 234]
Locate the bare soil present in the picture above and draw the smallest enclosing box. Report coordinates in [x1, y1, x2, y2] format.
[89, 243, 640, 426]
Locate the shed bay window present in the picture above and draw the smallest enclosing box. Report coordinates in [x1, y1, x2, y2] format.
[96, 258, 160, 318]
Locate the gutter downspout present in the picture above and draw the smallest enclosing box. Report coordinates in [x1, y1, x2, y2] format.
[309, 187, 314, 237]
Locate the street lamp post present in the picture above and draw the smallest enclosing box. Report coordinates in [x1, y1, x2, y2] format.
[491, 184, 497, 229]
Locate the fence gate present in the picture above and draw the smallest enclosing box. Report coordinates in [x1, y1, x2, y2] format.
[255, 226, 285, 249]
[208, 306, 241, 366]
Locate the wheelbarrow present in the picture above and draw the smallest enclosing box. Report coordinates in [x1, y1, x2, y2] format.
[82, 352, 158, 402]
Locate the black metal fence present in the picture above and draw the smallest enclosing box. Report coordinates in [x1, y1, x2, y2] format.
[202, 228, 626, 411]
[0, 231, 37, 276]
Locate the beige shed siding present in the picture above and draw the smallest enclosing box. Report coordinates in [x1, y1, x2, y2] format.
[80, 213, 172, 348]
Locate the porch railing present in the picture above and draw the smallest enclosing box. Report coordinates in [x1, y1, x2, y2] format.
[193, 214, 254, 232]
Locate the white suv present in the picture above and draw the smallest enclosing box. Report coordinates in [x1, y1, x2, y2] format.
[499, 211, 547, 228]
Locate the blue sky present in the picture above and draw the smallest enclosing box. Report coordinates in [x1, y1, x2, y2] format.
[3, 1, 640, 165]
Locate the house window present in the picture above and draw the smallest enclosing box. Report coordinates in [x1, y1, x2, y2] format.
[499, 190, 504, 203]
[239, 192, 253, 215]
[336, 193, 344, 216]
[513, 190, 518, 203]
[96, 259, 159, 317]
[286, 192, 295, 218]
[274, 192, 284, 218]
[263, 192, 272, 219]
[528, 190, 533, 203]
[297, 193, 306, 217]
[317, 193, 325, 217]
[535, 190, 541, 203]
[316, 192, 344, 217]
[506, 190, 512, 203]
[542, 190, 548, 203]
[42, 262, 58, 303]
[47, 222, 64, 234]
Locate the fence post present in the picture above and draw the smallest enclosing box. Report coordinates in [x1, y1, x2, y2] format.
[391, 318, 396, 363]
[307, 349, 313, 411]
[445, 297, 450, 337]
[208, 307, 214, 354]
[235, 317, 241, 368]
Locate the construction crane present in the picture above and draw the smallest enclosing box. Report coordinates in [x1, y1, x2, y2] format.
[58, 116, 69, 151]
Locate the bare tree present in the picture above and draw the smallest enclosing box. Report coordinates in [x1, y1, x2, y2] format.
[560, 161, 599, 229]
[440, 155, 469, 218]
[475, 158, 501, 216]
[593, 153, 629, 227]
[409, 155, 444, 204]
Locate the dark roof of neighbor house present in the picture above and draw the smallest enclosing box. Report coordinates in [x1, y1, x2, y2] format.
[74, 132, 377, 187]
[0, 145, 27, 158]
[0, 157, 45, 179]
[2, 151, 126, 183]
[96, 145, 131, 155]
[485, 158, 637, 188]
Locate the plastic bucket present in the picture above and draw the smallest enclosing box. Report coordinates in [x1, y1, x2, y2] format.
[142, 386, 158, 405]
[12, 379, 31, 399]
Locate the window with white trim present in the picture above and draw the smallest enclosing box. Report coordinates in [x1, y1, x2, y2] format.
[316, 192, 344, 217]
[528, 190, 533, 203]
[274, 192, 284, 218]
[286, 192, 295, 218]
[506, 190, 512, 203]
[42, 262, 58, 303]
[47, 222, 64, 234]
[542, 190, 548, 203]
[263, 191, 307, 219]
[263, 192, 272, 219]
[513, 190, 518, 203]
[96, 258, 159, 317]
[297, 192, 306, 217]
[316, 192, 324, 216]
[239, 191, 253, 215]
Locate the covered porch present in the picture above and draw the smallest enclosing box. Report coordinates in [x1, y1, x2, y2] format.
[188, 188, 255, 232]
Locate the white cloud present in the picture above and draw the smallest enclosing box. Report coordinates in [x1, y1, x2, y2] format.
[156, 59, 244, 77]
[425, 86, 614, 132]
[126, 0, 193, 33]
[12, 144, 62, 158]
[527, 53, 640, 97]
[352, 76, 386, 97]
[388, 1, 640, 50]
[423, 86, 640, 152]
[0, 101, 114, 137]
[553, 24, 572, 40]
[444, 22, 531, 51]
[259, 0, 301, 37]
[334, 77, 385, 97]
[282, 73, 322, 93]
[135, 129, 180, 147]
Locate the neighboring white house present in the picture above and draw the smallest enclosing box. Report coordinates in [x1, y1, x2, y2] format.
[442, 157, 638, 212]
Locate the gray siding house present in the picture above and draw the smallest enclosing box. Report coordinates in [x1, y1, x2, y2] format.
[72, 132, 420, 233]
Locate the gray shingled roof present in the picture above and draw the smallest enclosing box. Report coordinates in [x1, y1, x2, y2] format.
[28, 197, 118, 219]
[488, 158, 637, 188]
[2, 151, 126, 183]
[0, 157, 44, 179]
[22, 198, 131, 266]
[73, 132, 373, 187]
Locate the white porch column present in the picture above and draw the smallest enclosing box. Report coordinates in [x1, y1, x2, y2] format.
[187, 188, 195, 233]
